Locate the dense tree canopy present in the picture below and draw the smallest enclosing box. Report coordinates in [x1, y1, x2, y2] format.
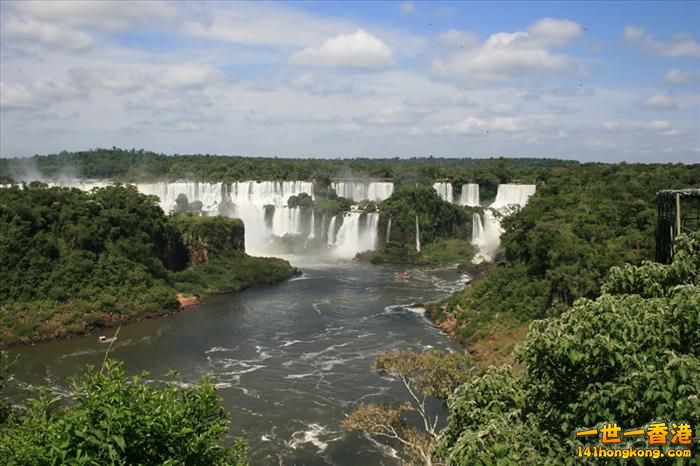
[437, 234, 700, 465]
[0, 360, 248, 465]
[0, 185, 295, 346]
[1, 148, 569, 196]
[431, 162, 700, 345]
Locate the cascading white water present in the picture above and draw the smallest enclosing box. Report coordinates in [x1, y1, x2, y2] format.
[491, 184, 537, 209]
[385, 217, 392, 245]
[308, 211, 316, 239]
[459, 183, 480, 207]
[271, 206, 302, 236]
[327, 216, 338, 247]
[415, 216, 421, 253]
[46, 179, 384, 258]
[331, 212, 379, 258]
[432, 182, 453, 204]
[134, 181, 315, 253]
[331, 181, 394, 202]
[471, 184, 536, 263]
[136, 181, 224, 214]
[471, 213, 484, 247]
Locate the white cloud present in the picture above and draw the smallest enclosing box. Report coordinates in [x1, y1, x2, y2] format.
[647, 119, 672, 131]
[647, 119, 680, 136]
[10, 0, 177, 30]
[527, 18, 582, 46]
[433, 18, 583, 81]
[437, 29, 479, 48]
[69, 68, 146, 94]
[0, 80, 85, 110]
[664, 68, 700, 85]
[181, 2, 354, 48]
[2, 15, 94, 51]
[493, 103, 515, 114]
[623, 26, 646, 43]
[624, 25, 700, 59]
[159, 64, 224, 89]
[438, 116, 522, 134]
[640, 94, 677, 110]
[290, 29, 394, 69]
[400, 2, 416, 15]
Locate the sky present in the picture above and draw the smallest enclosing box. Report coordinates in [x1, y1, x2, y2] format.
[0, 0, 699, 162]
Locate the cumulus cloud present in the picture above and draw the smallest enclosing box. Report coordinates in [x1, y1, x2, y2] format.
[10, 0, 178, 30]
[624, 25, 700, 59]
[159, 64, 224, 89]
[182, 2, 355, 48]
[432, 18, 583, 81]
[602, 119, 681, 137]
[0, 80, 86, 111]
[2, 15, 94, 51]
[647, 119, 680, 136]
[640, 94, 677, 110]
[664, 68, 700, 85]
[290, 29, 394, 69]
[69, 68, 146, 94]
[438, 116, 522, 134]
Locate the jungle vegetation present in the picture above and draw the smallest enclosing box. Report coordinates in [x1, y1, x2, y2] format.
[429, 162, 700, 351]
[0, 184, 296, 346]
[349, 233, 699, 465]
[0, 357, 248, 465]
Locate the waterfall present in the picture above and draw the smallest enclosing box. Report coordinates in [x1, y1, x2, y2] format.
[332, 212, 379, 258]
[415, 216, 421, 253]
[472, 184, 536, 263]
[491, 184, 537, 209]
[459, 183, 480, 206]
[432, 182, 453, 203]
[331, 181, 394, 202]
[471, 213, 484, 246]
[136, 181, 224, 214]
[308, 210, 316, 239]
[271, 206, 302, 236]
[134, 180, 314, 253]
[54, 179, 383, 257]
[385, 217, 392, 245]
[327, 216, 338, 247]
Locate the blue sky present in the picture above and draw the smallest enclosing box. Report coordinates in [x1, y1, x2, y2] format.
[0, 0, 698, 162]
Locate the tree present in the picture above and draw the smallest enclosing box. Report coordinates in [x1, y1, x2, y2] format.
[0, 360, 248, 465]
[175, 193, 190, 214]
[437, 233, 700, 465]
[343, 349, 472, 465]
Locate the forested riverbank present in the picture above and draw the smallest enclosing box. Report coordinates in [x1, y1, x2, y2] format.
[426, 162, 700, 364]
[0, 184, 297, 347]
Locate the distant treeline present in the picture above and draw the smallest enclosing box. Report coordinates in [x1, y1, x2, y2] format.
[1, 147, 573, 196]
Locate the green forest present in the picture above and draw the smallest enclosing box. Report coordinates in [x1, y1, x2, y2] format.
[0, 184, 296, 346]
[1, 147, 569, 201]
[428, 162, 700, 358]
[1, 150, 699, 464]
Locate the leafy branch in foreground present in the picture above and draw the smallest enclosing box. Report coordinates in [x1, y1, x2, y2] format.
[0, 359, 248, 465]
[343, 349, 472, 466]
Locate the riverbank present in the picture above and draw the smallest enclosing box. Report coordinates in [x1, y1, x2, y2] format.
[0, 254, 298, 347]
[424, 260, 531, 367]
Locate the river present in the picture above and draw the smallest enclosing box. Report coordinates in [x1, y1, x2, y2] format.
[8, 257, 466, 465]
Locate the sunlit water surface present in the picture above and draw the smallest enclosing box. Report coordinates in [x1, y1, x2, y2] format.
[9, 257, 466, 465]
